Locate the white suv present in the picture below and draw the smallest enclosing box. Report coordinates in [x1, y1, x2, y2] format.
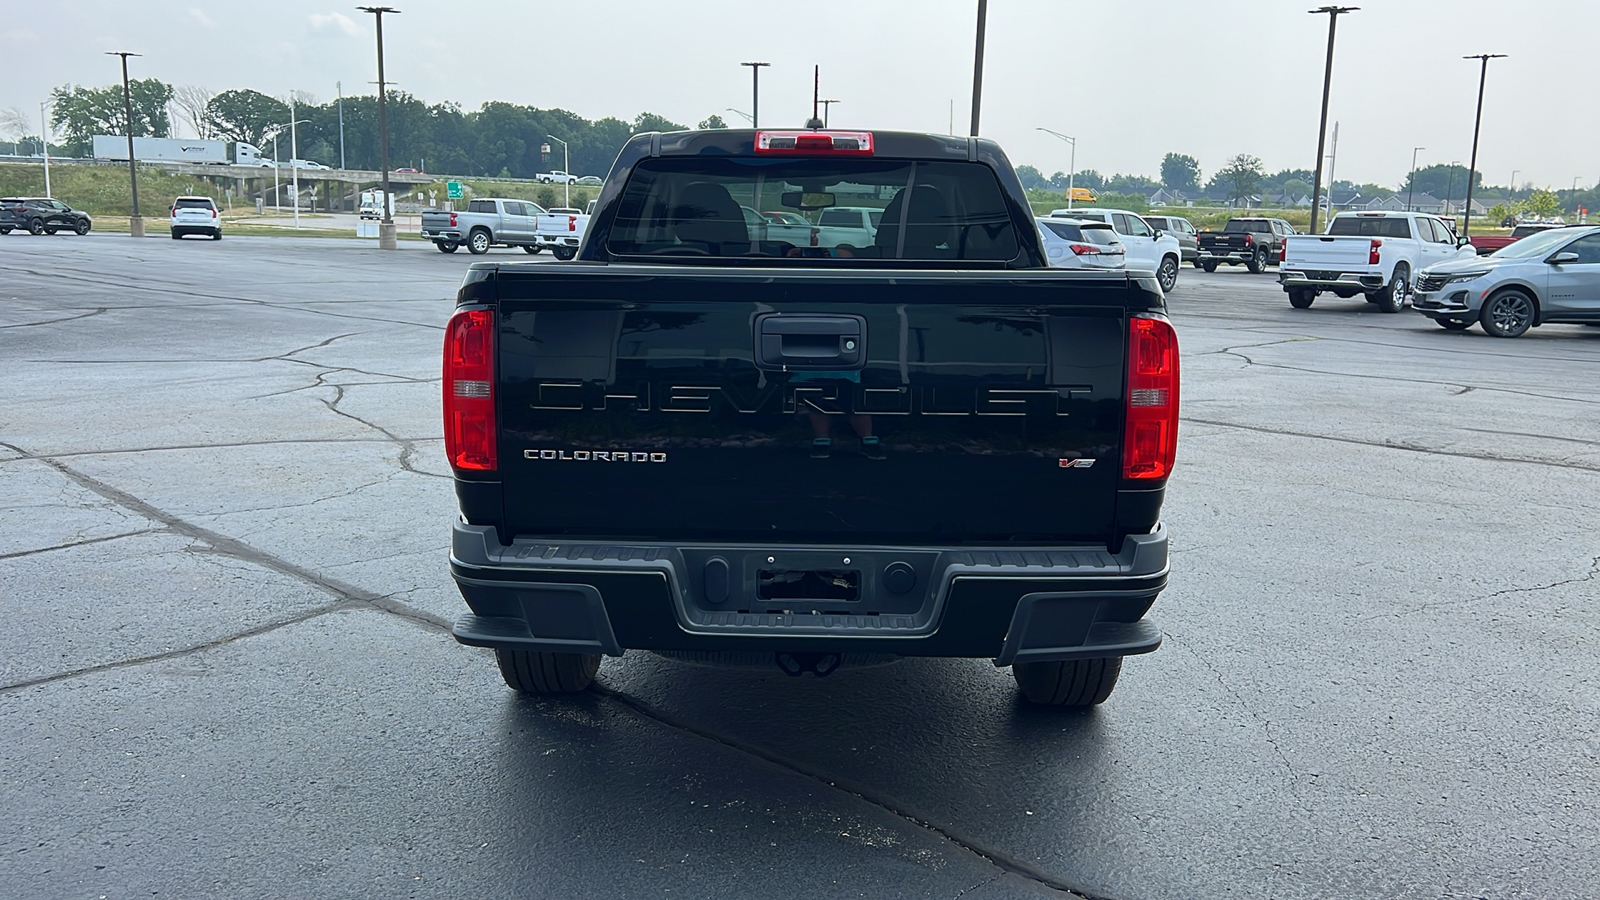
[170, 196, 222, 240]
[1049, 207, 1182, 292]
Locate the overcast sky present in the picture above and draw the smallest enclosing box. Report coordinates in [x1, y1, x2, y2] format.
[3, 0, 1592, 191]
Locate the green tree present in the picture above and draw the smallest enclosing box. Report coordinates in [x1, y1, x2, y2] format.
[50, 79, 173, 154]
[1281, 178, 1312, 199]
[1216, 153, 1265, 204]
[1160, 153, 1200, 192]
[1106, 173, 1160, 194]
[1015, 164, 1046, 190]
[1404, 163, 1481, 200]
[633, 112, 687, 134]
[697, 114, 729, 130]
[203, 89, 290, 148]
[1072, 169, 1104, 191]
[1524, 189, 1562, 219]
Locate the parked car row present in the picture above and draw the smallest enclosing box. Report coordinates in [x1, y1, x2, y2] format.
[1046, 208, 1183, 292]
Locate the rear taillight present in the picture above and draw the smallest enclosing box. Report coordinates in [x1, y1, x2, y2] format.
[1069, 244, 1102, 255]
[211, 208, 218, 218]
[1369, 239, 1382, 265]
[755, 130, 875, 156]
[449, 212, 458, 228]
[568, 215, 577, 232]
[1243, 233, 1254, 246]
[444, 308, 497, 472]
[1123, 317, 1180, 483]
[1279, 239, 1287, 263]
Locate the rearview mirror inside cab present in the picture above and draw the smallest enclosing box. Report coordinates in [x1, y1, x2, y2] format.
[781, 191, 836, 211]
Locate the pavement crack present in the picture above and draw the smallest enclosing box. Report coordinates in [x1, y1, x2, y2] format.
[1184, 417, 1600, 473]
[589, 684, 1099, 900]
[1364, 555, 1600, 621]
[1161, 631, 1299, 784]
[0, 529, 163, 561]
[0, 308, 107, 329]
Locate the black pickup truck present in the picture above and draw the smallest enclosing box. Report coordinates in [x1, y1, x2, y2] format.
[1196, 217, 1294, 273]
[444, 128, 1179, 707]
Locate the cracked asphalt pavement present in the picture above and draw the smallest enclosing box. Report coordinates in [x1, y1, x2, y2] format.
[2, 235, 1597, 899]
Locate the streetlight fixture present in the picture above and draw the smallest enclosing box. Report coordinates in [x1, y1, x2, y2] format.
[739, 62, 769, 128]
[819, 99, 840, 128]
[542, 136, 570, 208]
[1037, 128, 1077, 209]
[358, 6, 400, 250]
[1461, 53, 1506, 238]
[106, 51, 144, 237]
[971, 0, 988, 135]
[725, 108, 754, 125]
[1306, 6, 1357, 235]
[1406, 147, 1424, 211]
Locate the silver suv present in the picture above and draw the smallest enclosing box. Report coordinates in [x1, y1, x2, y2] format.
[170, 196, 222, 240]
[1413, 225, 1600, 337]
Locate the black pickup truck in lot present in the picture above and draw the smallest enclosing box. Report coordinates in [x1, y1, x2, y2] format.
[1196, 217, 1295, 273]
[444, 128, 1179, 707]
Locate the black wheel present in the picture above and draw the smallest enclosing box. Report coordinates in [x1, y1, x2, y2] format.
[552, 246, 577, 260]
[170, 230, 181, 240]
[1201, 261, 1218, 273]
[435, 240, 460, 253]
[1156, 255, 1179, 292]
[1014, 657, 1122, 707]
[1288, 288, 1315, 309]
[0, 227, 10, 235]
[522, 244, 542, 254]
[1435, 318, 1471, 331]
[467, 229, 492, 254]
[74, 220, 91, 236]
[495, 649, 601, 694]
[1247, 247, 1268, 274]
[1479, 288, 1536, 338]
[1376, 264, 1410, 313]
[211, 230, 221, 241]
[27, 218, 45, 235]
[44, 225, 59, 235]
[1191, 259, 1203, 269]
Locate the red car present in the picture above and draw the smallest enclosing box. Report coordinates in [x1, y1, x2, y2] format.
[1468, 223, 1559, 256]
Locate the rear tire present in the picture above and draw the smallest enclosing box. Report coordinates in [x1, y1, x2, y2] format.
[1479, 288, 1536, 338]
[74, 220, 91, 236]
[495, 649, 601, 694]
[1191, 259, 1203, 269]
[1247, 247, 1269, 274]
[0, 227, 11, 235]
[1156, 255, 1179, 292]
[1288, 288, 1315, 309]
[436, 240, 459, 253]
[552, 246, 577, 261]
[211, 230, 221, 241]
[44, 225, 58, 235]
[467, 228, 491, 254]
[27, 218, 45, 235]
[522, 244, 541, 254]
[170, 230, 181, 240]
[1376, 264, 1410, 313]
[1201, 261, 1218, 273]
[1014, 657, 1122, 707]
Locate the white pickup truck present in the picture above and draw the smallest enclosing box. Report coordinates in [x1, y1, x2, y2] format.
[1279, 211, 1476, 312]
[420, 198, 552, 254]
[535, 170, 578, 185]
[534, 207, 590, 260]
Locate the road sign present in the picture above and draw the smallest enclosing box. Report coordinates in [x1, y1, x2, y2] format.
[447, 181, 463, 200]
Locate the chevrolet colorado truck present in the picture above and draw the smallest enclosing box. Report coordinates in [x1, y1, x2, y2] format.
[444, 128, 1179, 707]
[1196, 217, 1294, 273]
[1279, 211, 1476, 312]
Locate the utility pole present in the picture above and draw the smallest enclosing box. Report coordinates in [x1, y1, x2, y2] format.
[819, 99, 840, 128]
[1037, 128, 1077, 209]
[740, 62, 769, 128]
[39, 100, 51, 199]
[1326, 121, 1339, 211]
[359, 6, 400, 250]
[1407, 147, 1424, 211]
[1461, 53, 1505, 238]
[1307, 6, 1356, 235]
[290, 96, 301, 229]
[107, 51, 145, 237]
[337, 80, 346, 170]
[970, 0, 988, 135]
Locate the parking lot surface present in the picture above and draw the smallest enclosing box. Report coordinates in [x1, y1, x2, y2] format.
[3, 236, 1597, 899]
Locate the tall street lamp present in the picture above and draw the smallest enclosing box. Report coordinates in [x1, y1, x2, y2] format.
[1406, 146, 1424, 211]
[336, 81, 346, 170]
[740, 62, 769, 127]
[359, 6, 400, 250]
[542, 136, 570, 208]
[970, 0, 988, 135]
[725, 108, 754, 125]
[107, 51, 145, 237]
[1461, 53, 1506, 238]
[819, 99, 840, 128]
[1445, 160, 1461, 217]
[1037, 128, 1077, 209]
[39, 100, 52, 199]
[1307, 6, 1357, 235]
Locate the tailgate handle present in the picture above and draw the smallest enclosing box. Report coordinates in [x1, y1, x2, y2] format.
[754, 314, 866, 370]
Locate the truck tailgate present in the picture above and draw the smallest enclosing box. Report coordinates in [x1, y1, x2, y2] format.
[1286, 235, 1374, 269]
[485, 265, 1133, 547]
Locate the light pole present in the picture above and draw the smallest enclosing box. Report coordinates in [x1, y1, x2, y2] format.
[740, 62, 769, 128]
[1406, 147, 1423, 211]
[1037, 127, 1077, 208]
[1307, 6, 1357, 236]
[542, 136, 569, 208]
[1445, 160, 1461, 217]
[291, 97, 301, 229]
[107, 51, 145, 237]
[970, 0, 988, 135]
[725, 108, 754, 125]
[359, 6, 400, 250]
[819, 99, 840, 128]
[1461, 53, 1506, 238]
[337, 80, 346, 170]
[39, 100, 51, 199]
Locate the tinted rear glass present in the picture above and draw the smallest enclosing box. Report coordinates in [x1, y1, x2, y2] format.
[1223, 220, 1271, 233]
[1327, 216, 1411, 238]
[607, 158, 1020, 261]
[1510, 225, 1552, 238]
[174, 198, 214, 209]
[1040, 221, 1082, 241]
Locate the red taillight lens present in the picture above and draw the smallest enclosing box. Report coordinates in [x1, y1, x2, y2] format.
[1123, 317, 1180, 482]
[568, 215, 577, 232]
[449, 212, 458, 228]
[444, 309, 497, 472]
[1243, 233, 1254, 246]
[1279, 238, 1287, 263]
[1069, 244, 1102, 255]
[1369, 239, 1382, 265]
[755, 130, 875, 156]
[211, 208, 218, 218]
